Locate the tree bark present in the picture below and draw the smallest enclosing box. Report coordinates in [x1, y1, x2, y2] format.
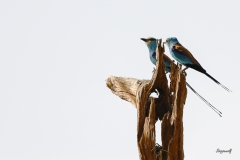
[106, 39, 187, 160]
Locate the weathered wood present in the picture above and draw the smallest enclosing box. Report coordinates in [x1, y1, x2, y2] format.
[106, 39, 187, 160]
[136, 39, 170, 160]
[161, 63, 187, 160]
[138, 98, 156, 160]
[106, 76, 150, 107]
[106, 75, 169, 121]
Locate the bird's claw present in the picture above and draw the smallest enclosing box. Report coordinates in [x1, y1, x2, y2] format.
[182, 70, 187, 76]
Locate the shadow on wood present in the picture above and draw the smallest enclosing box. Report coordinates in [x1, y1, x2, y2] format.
[106, 39, 187, 160]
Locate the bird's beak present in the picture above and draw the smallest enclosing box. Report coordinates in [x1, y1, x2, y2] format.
[141, 38, 147, 42]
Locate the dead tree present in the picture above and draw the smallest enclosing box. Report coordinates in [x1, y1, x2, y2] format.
[106, 39, 187, 160]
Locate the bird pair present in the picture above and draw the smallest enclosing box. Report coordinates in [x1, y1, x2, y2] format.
[141, 37, 231, 117]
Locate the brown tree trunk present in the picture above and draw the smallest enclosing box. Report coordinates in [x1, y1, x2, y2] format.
[106, 39, 187, 160]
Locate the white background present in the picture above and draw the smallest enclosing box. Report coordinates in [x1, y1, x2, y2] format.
[0, 1, 239, 160]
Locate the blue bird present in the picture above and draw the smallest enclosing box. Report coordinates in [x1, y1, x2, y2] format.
[141, 37, 222, 116]
[164, 37, 231, 92]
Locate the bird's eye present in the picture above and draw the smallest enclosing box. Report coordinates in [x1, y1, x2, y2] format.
[149, 38, 156, 41]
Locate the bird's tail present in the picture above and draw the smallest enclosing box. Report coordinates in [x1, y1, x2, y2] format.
[204, 72, 232, 92]
[186, 82, 222, 117]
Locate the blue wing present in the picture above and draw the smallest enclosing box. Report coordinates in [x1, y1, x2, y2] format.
[149, 51, 157, 65]
[171, 46, 194, 65]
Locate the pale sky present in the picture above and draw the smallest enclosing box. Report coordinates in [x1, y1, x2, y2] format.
[0, 1, 239, 160]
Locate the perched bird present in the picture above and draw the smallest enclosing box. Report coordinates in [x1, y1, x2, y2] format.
[141, 37, 222, 116]
[164, 37, 231, 92]
[140, 37, 158, 66]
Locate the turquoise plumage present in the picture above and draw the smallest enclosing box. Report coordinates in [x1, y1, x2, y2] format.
[141, 37, 222, 116]
[165, 37, 231, 92]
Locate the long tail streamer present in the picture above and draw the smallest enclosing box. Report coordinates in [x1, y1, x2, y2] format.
[205, 72, 232, 92]
[186, 82, 222, 117]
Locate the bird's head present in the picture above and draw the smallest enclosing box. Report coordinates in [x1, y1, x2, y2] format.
[141, 37, 157, 52]
[164, 37, 179, 47]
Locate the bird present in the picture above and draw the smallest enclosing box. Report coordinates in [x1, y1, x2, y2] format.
[164, 37, 231, 92]
[141, 37, 222, 116]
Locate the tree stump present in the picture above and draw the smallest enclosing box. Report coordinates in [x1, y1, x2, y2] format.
[106, 39, 187, 160]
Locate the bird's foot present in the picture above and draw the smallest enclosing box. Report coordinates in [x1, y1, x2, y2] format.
[182, 67, 189, 72]
[182, 70, 187, 76]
